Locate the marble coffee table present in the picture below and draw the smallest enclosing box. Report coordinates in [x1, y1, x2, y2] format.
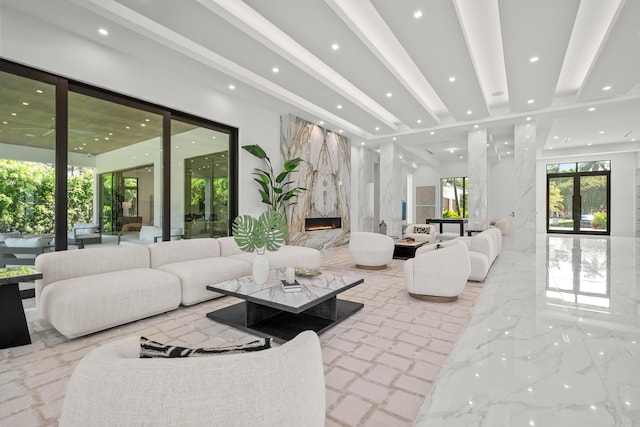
[206, 268, 364, 342]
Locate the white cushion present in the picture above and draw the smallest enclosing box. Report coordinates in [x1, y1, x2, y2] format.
[4, 236, 52, 248]
[405, 242, 471, 298]
[72, 223, 99, 234]
[0, 231, 21, 242]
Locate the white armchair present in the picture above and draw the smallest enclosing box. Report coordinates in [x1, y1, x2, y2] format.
[489, 218, 509, 235]
[67, 223, 101, 247]
[403, 224, 436, 243]
[59, 331, 326, 427]
[348, 231, 394, 270]
[404, 241, 471, 302]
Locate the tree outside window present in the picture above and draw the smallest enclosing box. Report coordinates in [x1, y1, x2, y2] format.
[440, 177, 468, 218]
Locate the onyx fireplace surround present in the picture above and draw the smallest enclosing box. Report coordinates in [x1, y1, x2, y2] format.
[305, 217, 342, 231]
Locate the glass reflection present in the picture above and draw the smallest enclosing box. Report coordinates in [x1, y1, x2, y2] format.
[546, 236, 610, 312]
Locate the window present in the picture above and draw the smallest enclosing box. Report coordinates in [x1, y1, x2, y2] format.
[0, 58, 238, 248]
[440, 177, 468, 218]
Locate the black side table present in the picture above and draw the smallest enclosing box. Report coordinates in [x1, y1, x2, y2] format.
[0, 266, 42, 349]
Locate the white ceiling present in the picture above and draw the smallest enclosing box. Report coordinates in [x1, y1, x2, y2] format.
[2, 0, 639, 166]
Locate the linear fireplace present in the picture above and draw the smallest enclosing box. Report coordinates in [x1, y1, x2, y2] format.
[305, 217, 342, 231]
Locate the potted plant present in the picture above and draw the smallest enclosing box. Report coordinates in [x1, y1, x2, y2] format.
[232, 209, 287, 284]
[242, 144, 306, 214]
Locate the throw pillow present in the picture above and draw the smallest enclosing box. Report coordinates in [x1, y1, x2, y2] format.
[413, 226, 430, 234]
[140, 336, 272, 358]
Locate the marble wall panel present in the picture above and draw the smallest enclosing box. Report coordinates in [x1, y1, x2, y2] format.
[280, 114, 350, 249]
[351, 145, 377, 232]
[514, 123, 536, 252]
[468, 130, 488, 230]
[379, 142, 403, 237]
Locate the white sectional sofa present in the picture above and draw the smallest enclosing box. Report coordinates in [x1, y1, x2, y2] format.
[35, 238, 322, 339]
[450, 228, 502, 281]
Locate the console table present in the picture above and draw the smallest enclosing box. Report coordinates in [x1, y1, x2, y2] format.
[0, 266, 42, 349]
[425, 218, 468, 236]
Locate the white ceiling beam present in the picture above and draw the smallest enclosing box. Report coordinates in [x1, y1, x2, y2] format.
[198, 0, 401, 131]
[66, 0, 372, 138]
[325, 0, 445, 124]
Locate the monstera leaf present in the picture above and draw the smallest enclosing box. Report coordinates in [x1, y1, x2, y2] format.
[232, 210, 287, 254]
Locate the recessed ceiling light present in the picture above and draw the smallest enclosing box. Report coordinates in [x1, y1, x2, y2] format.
[392, 137, 397, 141]
[449, 76, 456, 83]
[459, 155, 463, 159]
[588, 107, 596, 112]
[526, 116, 532, 121]
[529, 56, 539, 63]
[339, 130, 343, 133]
[413, 10, 423, 19]
[331, 43, 340, 51]
[504, 141, 508, 145]
[474, 125, 479, 129]
[399, 155, 403, 159]
[360, 142, 365, 146]
[587, 143, 592, 146]
[527, 99, 535, 104]
[599, 130, 604, 134]
[319, 121, 324, 125]
[430, 131, 435, 135]
[228, 84, 235, 90]
[375, 126, 380, 131]
[602, 85, 612, 91]
[553, 135, 559, 139]
[417, 119, 422, 124]
[466, 110, 472, 115]
[386, 92, 392, 97]
[272, 67, 279, 73]
[337, 104, 342, 109]
[98, 28, 109, 36]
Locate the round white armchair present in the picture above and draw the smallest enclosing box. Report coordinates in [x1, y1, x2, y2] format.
[404, 241, 471, 302]
[59, 331, 326, 427]
[348, 231, 394, 270]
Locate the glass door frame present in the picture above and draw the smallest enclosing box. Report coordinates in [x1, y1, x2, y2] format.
[546, 170, 611, 235]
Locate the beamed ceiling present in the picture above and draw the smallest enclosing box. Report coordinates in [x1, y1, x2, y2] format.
[1, 0, 639, 166]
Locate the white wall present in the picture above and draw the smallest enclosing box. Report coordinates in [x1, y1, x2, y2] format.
[536, 152, 637, 237]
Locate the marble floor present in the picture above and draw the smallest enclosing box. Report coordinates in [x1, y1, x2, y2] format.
[416, 234, 640, 427]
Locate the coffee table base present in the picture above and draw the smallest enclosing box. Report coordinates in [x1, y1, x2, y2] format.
[206, 298, 363, 343]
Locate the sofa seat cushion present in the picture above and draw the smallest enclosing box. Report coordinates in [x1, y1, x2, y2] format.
[39, 268, 181, 339]
[227, 246, 322, 271]
[148, 238, 221, 268]
[157, 257, 252, 306]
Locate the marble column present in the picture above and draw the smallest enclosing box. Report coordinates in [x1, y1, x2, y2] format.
[514, 123, 536, 252]
[467, 130, 488, 231]
[379, 142, 402, 237]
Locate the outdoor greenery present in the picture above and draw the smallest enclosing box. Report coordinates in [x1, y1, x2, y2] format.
[242, 144, 305, 214]
[232, 209, 287, 254]
[549, 174, 607, 229]
[441, 177, 468, 218]
[0, 160, 94, 234]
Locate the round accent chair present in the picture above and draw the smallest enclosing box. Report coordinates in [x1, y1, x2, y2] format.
[348, 231, 394, 270]
[404, 241, 471, 302]
[59, 331, 326, 427]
